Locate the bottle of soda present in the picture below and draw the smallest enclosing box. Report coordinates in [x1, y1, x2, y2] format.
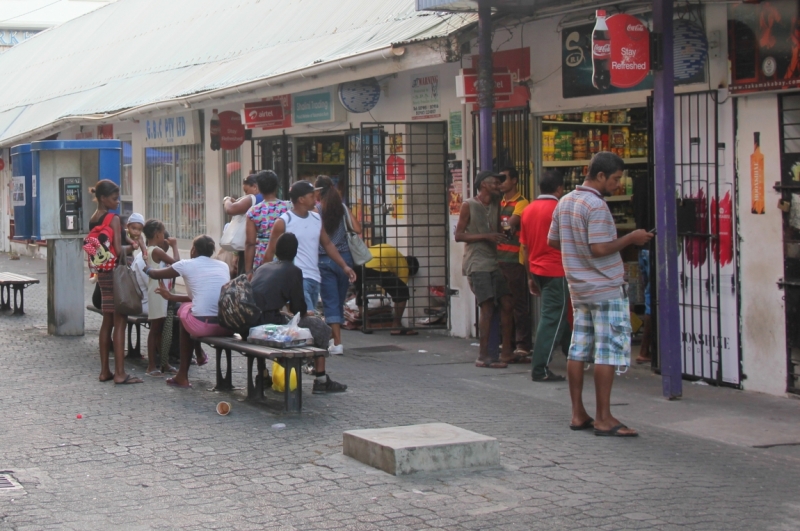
[210, 109, 221, 151]
[592, 10, 611, 91]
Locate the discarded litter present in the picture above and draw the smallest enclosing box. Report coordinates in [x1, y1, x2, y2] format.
[470, 343, 480, 346]
[272, 423, 286, 430]
[418, 350, 427, 353]
[76, 414, 82, 419]
[692, 381, 709, 386]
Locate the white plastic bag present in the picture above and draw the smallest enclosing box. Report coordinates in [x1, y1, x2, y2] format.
[247, 313, 313, 348]
[220, 195, 256, 252]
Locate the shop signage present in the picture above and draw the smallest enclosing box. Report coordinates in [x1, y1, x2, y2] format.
[449, 111, 462, 151]
[411, 72, 441, 120]
[75, 131, 93, 140]
[339, 78, 381, 114]
[96, 124, 114, 139]
[294, 88, 345, 124]
[243, 98, 291, 130]
[219, 111, 245, 150]
[563, 15, 707, 98]
[143, 111, 199, 147]
[729, 0, 800, 94]
[387, 154, 406, 181]
[455, 70, 514, 104]
[468, 47, 531, 109]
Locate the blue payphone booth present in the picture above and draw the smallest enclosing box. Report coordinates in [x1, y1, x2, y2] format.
[29, 140, 122, 336]
[9, 144, 33, 240]
[30, 140, 121, 241]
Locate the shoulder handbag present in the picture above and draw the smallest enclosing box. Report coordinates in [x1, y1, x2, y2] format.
[344, 209, 372, 266]
[220, 195, 256, 252]
[113, 246, 144, 316]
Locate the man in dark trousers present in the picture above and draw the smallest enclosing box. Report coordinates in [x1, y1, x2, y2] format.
[548, 152, 652, 437]
[520, 170, 570, 382]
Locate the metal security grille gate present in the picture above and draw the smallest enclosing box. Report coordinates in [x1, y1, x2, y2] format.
[471, 107, 532, 194]
[777, 94, 800, 394]
[349, 122, 450, 332]
[145, 144, 206, 241]
[669, 91, 740, 387]
[251, 134, 292, 199]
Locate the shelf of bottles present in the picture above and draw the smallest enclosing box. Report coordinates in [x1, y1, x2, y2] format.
[296, 137, 346, 167]
[541, 108, 648, 167]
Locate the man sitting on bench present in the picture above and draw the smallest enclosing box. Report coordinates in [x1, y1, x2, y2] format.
[144, 235, 232, 389]
[252, 233, 347, 395]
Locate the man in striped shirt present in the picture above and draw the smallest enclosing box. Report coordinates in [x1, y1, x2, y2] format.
[548, 152, 653, 437]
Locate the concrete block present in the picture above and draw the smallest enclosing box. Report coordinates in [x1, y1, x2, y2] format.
[343, 423, 499, 475]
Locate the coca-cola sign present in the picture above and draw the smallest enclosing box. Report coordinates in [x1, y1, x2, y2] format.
[592, 41, 610, 59]
[607, 14, 650, 88]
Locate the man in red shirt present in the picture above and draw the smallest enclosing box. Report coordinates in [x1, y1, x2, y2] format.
[519, 171, 571, 382]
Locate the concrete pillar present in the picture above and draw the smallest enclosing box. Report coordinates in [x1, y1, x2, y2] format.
[47, 238, 84, 336]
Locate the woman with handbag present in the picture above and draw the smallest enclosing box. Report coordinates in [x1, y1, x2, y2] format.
[222, 172, 263, 276]
[314, 175, 361, 355]
[86, 180, 143, 385]
[244, 170, 288, 275]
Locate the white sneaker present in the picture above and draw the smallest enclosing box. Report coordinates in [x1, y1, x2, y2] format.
[328, 343, 344, 356]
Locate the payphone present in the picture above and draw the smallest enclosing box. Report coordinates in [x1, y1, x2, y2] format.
[58, 177, 82, 233]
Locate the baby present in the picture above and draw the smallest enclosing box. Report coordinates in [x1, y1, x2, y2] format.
[125, 212, 148, 261]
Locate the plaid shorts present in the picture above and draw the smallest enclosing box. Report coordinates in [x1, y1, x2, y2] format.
[568, 296, 632, 366]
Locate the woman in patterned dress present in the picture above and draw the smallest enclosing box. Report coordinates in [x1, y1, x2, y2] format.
[244, 170, 289, 275]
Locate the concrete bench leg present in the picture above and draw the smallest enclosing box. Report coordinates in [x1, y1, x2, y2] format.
[126, 322, 142, 359]
[214, 347, 233, 391]
[1, 285, 11, 311]
[12, 285, 25, 315]
[282, 357, 303, 413]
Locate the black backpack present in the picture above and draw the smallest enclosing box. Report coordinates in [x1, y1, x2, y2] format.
[218, 275, 262, 332]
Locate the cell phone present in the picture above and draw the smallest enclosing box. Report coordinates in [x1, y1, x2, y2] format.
[648, 228, 657, 235]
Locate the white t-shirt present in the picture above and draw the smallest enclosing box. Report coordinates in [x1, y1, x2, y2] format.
[280, 210, 322, 283]
[131, 250, 148, 313]
[171, 256, 230, 317]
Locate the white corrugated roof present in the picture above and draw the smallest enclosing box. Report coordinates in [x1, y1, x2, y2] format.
[0, 0, 118, 30]
[0, 0, 475, 145]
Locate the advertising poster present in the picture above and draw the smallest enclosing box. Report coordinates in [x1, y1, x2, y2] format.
[448, 160, 463, 241]
[449, 111, 462, 151]
[729, 0, 800, 94]
[11, 176, 25, 206]
[562, 15, 706, 98]
[411, 73, 440, 120]
[468, 47, 531, 109]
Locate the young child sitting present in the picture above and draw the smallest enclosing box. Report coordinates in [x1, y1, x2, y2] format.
[139, 219, 180, 376]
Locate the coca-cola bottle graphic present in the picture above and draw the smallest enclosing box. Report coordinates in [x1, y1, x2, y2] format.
[592, 10, 611, 91]
[210, 109, 221, 151]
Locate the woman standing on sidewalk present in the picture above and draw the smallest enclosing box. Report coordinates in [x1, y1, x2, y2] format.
[315, 175, 360, 355]
[87, 180, 143, 385]
[223, 172, 263, 276]
[244, 170, 288, 275]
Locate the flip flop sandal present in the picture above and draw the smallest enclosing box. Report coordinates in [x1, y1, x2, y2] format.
[115, 374, 143, 385]
[161, 365, 178, 375]
[166, 377, 192, 389]
[145, 370, 164, 377]
[569, 418, 595, 431]
[594, 424, 638, 437]
[475, 360, 508, 369]
[196, 352, 209, 366]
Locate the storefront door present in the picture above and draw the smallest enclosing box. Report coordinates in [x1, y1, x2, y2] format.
[348, 122, 450, 332]
[470, 107, 531, 194]
[777, 94, 800, 395]
[251, 133, 292, 199]
[665, 91, 740, 387]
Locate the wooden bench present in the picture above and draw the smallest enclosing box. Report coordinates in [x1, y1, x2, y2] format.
[0, 273, 40, 315]
[196, 336, 328, 413]
[86, 305, 150, 358]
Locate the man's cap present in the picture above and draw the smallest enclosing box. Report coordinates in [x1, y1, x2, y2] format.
[127, 213, 145, 226]
[289, 180, 321, 201]
[474, 170, 503, 189]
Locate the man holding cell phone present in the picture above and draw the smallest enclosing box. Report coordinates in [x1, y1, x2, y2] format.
[548, 152, 653, 437]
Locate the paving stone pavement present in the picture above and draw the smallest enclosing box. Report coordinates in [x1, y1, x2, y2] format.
[2, 253, 800, 530]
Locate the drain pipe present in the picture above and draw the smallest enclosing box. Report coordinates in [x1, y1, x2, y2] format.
[477, 1, 494, 172]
